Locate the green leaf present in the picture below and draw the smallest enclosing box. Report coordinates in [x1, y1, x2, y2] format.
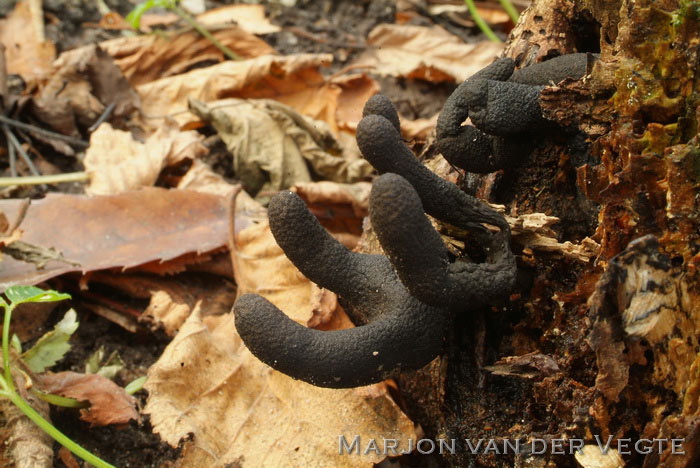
[10, 334, 21, 354]
[22, 309, 79, 373]
[85, 347, 124, 380]
[125, 376, 147, 395]
[4, 286, 70, 306]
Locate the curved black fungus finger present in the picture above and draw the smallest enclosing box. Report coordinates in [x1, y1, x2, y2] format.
[357, 113, 509, 232]
[234, 192, 449, 388]
[234, 286, 447, 388]
[268, 191, 377, 304]
[435, 53, 597, 172]
[509, 52, 594, 85]
[436, 125, 500, 174]
[463, 79, 546, 136]
[362, 94, 401, 132]
[436, 57, 515, 140]
[369, 174, 451, 304]
[370, 174, 516, 309]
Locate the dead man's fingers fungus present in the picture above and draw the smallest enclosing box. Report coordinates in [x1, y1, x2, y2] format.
[233, 190, 449, 388]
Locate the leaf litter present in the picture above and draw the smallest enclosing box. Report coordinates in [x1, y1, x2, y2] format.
[0, 0, 517, 465]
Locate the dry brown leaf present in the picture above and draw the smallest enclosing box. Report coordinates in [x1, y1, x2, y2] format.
[401, 113, 440, 140]
[352, 24, 504, 82]
[0, 188, 229, 290]
[0, 0, 55, 82]
[144, 191, 414, 466]
[83, 270, 236, 335]
[31, 44, 138, 146]
[39, 372, 138, 426]
[177, 159, 241, 198]
[1, 372, 53, 468]
[292, 181, 371, 248]
[96, 26, 275, 87]
[145, 306, 416, 467]
[190, 99, 373, 194]
[136, 53, 332, 124]
[230, 190, 316, 322]
[84, 122, 206, 195]
[132, 51, 379, 136]
[196, 4, 280, 34]
[332, 73, 381, 131]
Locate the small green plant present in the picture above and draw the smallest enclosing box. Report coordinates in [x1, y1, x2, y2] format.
[126, 0, 242, 61]
[0, 286, 116, 468]
[464, 0, 520, 43]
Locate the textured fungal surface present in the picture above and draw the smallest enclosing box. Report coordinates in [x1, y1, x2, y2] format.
[234, 95, 518, 388]
[234, 187, 450, 388]
[435, 53, 596, 174]
[357, 95, 509, 233]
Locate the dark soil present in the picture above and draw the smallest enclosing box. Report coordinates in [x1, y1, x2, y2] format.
[49, 308, 179, 467]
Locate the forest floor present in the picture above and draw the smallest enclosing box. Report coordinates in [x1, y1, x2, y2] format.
[0, 0, 527, 467]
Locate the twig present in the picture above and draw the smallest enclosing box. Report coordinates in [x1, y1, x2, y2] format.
[0, 115, 89, 149]
[0, 172, 89, 187]
[88, 102, 116, 133]
[5, 126, 17, 177]
[4, 127, 42, 177]
[171, 5, 241, 61]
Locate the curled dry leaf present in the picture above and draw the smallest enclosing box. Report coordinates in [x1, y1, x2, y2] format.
[137, 53, 332, 123]
[176, 159, 241, 198]
[190, 99, 373, 194]
[352, 24, 504, 82]
[84, 122, 206, 195]
[39, 372, 138, 426]
[0, 0, 55, 82]
[32, 44, 139, 144]
[145, 307, 416, 467]
[142, 188, 416, 465]
[196, 4, 280, 34]
[136, 53, 379, 135]
[0, 188, 228, 290]
[83, 270, 236, 336]
[97, 25, 275, 87]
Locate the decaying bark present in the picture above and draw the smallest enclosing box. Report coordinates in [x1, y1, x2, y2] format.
[394, 1, 700, 467]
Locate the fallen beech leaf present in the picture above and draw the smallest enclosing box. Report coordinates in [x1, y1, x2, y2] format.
[84, 122, 206, 195]
[145, 307, 416, 467]
[0, 188, 228, 290]
[31, 45, 139, 147]
[95, 26, 275, 87]
[136, 53, 333, 124]
[39, 372, 138, 426]
[196, 4, 280, 34]
[332, 73, 381, 131]
[190, 99, 373, 194]
[177, 159, 240, 198]
[352, 24, 504, 82]
[81, 270, 236, 335]
[0, 0, 55, 82]
[230, 191, 317, 322]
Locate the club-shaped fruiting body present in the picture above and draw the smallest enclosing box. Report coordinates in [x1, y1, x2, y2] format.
[233, 183, 449, 388]
[234, 95, 518, 388]
[435, 53, 597, 173]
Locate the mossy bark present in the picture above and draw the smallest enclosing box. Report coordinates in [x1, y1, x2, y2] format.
[398, 1, 700, 467]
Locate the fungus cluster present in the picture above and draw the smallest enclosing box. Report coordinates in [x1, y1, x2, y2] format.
[435, 53, 597, 174]
[234, 93, 517, 388]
